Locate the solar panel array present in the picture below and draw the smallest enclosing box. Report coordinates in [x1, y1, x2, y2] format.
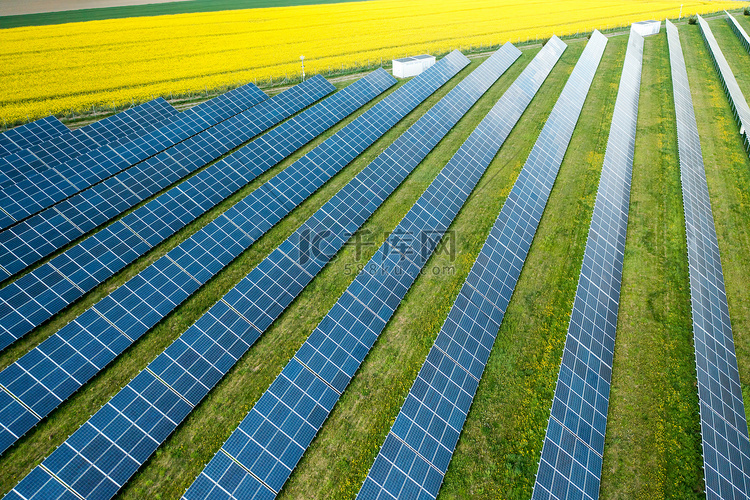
[0, 82, 268, 230]
[0, 74, 401, 359]
[697, 15, 750, 154]
[0, 98, 179, 189]
[666, 19, 750, 500]
[0, 73, 369, 355]
[72, 98, 178, 150]
[358, 32, 607, 500]
[0, 75, 332, 282]
[532, 29, 642, 500]
[0, 55, 466, 495]
[0, 116, 69, 158]
[726, 12, 750, 56]
[181, 38, 565, 500]
[0, 72, 384, 455]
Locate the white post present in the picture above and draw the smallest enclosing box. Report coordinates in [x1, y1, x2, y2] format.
[300, 55, 305, 82]
[679, 4, 683, 20]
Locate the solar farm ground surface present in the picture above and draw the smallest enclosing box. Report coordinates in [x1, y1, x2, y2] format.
[1, 14, 750, 500]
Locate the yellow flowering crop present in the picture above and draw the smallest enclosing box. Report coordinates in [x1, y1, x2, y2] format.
[0, 0, 739, 125]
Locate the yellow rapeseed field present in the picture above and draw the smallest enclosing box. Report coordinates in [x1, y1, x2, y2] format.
[0, 0, 740, 125]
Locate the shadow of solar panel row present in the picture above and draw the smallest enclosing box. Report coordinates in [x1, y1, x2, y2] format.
[0, 77, 334, 283]
[532, 29, 642, 500]
[667, 19, 750, 500]
[2, 54, 468, 500]
[698, 15, 750, 155]
[184, 40, 556, 500]
[0, 116, 69, 159]
[359, 33, 609, 500]
[726, 11, 750, 55]
[195, 40, 568, 500]
[0, 98, 179, 189]
[0, 76, 343, 354]
[0, 82, 268, 231]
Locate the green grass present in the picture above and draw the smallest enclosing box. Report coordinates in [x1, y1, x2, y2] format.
[600, 30, 701, 499]
[601, 21, 750, 499]
[0, 0, 372, 30]
[3, 20, 750, 500]
[437, 36, 624, 499]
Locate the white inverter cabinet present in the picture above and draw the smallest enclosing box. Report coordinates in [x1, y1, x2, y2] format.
[632, 20, 661, 36]
[392, 54, 436, 78]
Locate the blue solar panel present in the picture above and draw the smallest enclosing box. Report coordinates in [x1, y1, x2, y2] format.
[0, 83, 268, 230]
[0, 76, 331, 281]
[75, 98, 178, 147]
[698, 15, 750, 155]
[0, 116, 69, 159]
[667, 19, 750, 500]
[0, 98, 178, 189]
[186, 40, 566, 500]
[360, 32, 609, 500]
[3, 52, 471, 498]
[532, 28, 642, 500]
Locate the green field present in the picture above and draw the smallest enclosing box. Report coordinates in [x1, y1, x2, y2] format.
[1, 13, 750, 500]
[0, 0, 372, 29]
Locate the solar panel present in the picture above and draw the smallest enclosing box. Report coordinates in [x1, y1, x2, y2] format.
[0, 76, 333, 281]
[0, 98, 179, 188]
[0, 131, 97, 183]
[698, 15, 750, 154]
[532, 28, 642, 500]
[0, 83, 268, 230]
[0, 75, 349, 351]
[358, 32, 609, 500]
[74, 97, 179, 147]
[0, 116, 69, 159]
[726, 11, 750, 56]
[666, 19, 750, 500]
[3, 52, 470, 498]
[186, 38, 570, 500]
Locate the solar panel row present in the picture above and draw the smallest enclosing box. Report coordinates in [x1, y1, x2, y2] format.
[3, 54, 468, 500]
[0, 82, 268, 230]
[532, 28, 642, 500]
[73, 98, 178, 151]
[0, 116, 69, 159]
[697, 15, 750, 154]
[726, 12, 750, 57]
[667, 19, 750, 500]
[0, 76, 332, 288]
[0, 98, 179, 189]
[358, 32, 607, 500]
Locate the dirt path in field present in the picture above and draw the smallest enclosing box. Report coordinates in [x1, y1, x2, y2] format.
[0, 0, 192, 17]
